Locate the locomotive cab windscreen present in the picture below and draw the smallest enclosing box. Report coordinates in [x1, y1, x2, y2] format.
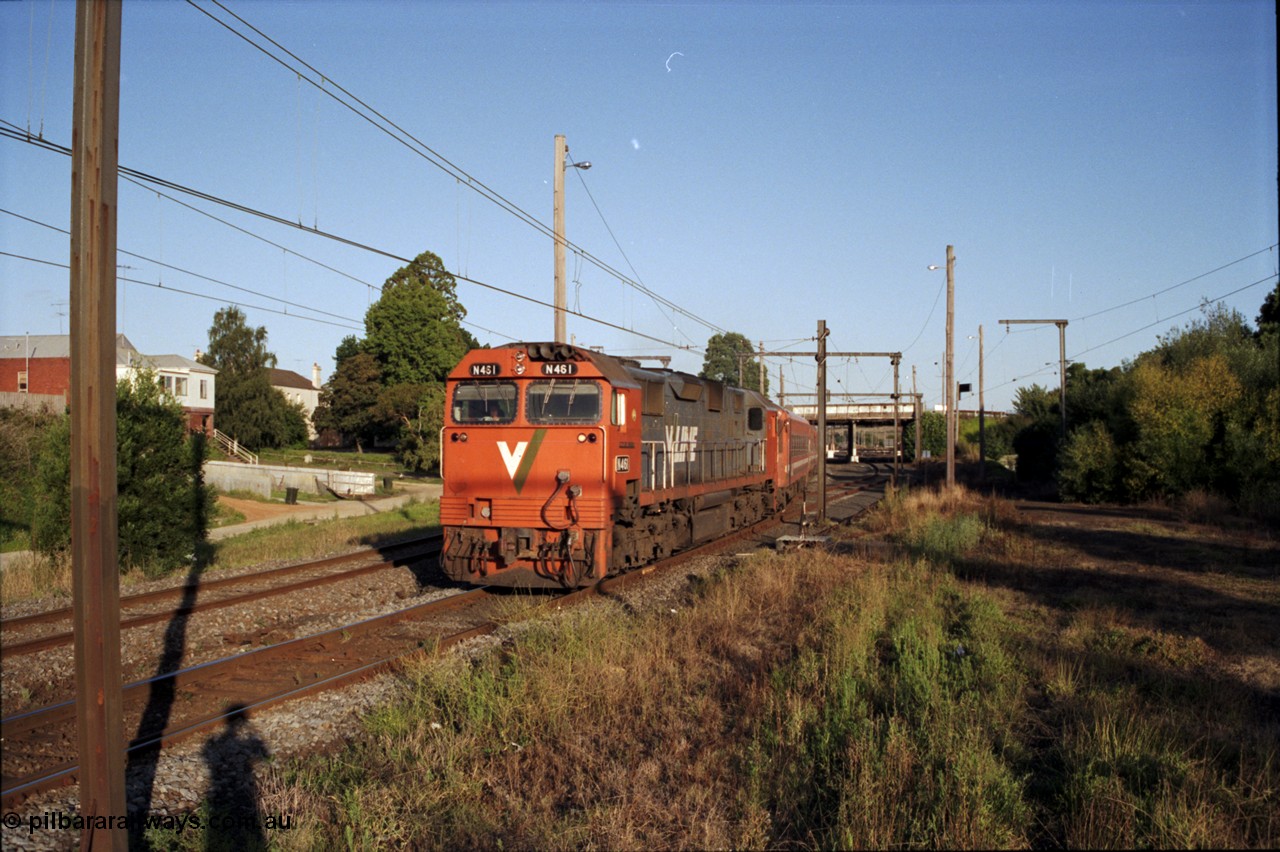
[526, 379, 602, 424]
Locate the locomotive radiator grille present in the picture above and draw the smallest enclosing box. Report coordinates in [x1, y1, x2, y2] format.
[440, 496, 610, 528]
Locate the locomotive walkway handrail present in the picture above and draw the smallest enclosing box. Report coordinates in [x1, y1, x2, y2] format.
[641, 439, 766, 489]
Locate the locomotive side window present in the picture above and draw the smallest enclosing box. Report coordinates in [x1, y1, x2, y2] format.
[452, 381, 518, 423]
[611, 390, 625, 426]
[748, 406, 764, 431]
[526, 379, 602, 424]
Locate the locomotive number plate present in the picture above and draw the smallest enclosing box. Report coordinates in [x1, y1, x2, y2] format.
[541, 362, 578, 376]
[469, 363, 501, 377]
[615, 455, 630, 473]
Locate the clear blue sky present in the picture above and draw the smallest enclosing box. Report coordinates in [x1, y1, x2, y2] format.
[2, 0, 1276, 412]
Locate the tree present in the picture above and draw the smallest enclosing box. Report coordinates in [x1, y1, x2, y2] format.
[1123, 354, 1241, 499]
[902, 410, 946, 461]
[1059, 421, 1120, 503]
[0, 408, 56, 550]
[1002, 383, 1060, 481]
[334, 334, 364, 368]
[363, 251, 478, 386]
[216, 370, 309, 450]
[198, 306, 276, 377]
[700, 332, 768, 395]
[32, 369, 213, 575]
[1256, 282, 1280, 337]
[198, 306, 303, 449]
[313, 352, 384, 451]
[373, 382, 446, 472]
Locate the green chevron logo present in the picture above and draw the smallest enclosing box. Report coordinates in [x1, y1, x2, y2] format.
[497, 429, 547, 494]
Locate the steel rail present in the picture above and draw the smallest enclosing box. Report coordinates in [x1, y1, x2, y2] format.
[1, 534, 441, 632]
[0, 536, 442, 660]
[1, 586, 492, 806]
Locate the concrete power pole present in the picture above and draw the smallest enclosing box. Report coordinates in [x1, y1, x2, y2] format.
[70, 1, 126, 847]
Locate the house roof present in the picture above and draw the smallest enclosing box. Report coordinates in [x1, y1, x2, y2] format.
[126, 352, 217, 374]
[269, 368, 316, 390]
[0, 334, 215, 373]
[0, 334, 75, 359]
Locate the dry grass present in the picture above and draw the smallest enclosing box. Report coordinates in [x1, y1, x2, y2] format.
[149, 484, 1279, 849]
[0, 500, 440, 608]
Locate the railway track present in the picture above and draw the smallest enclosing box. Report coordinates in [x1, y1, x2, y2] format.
[1, 471, 889, 810]
[0, 535, 441, 660]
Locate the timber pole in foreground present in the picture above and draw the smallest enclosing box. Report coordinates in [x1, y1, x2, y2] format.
[70, 0, 126, 848]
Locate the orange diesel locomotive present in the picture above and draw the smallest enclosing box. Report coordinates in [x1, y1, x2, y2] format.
[440, 342, 818, 588]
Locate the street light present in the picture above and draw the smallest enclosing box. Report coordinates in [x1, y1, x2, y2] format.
[553, 135, 591, 344]
[928, 246, 956, 490]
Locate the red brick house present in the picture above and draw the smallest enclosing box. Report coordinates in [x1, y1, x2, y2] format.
[0, 333, 217, 433]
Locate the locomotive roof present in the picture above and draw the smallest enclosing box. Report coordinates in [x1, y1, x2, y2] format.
[472, 342, 798, 413]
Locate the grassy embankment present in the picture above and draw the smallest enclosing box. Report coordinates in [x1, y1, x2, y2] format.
[0, 499, 441, 607]
[157, 485, 1279, 850]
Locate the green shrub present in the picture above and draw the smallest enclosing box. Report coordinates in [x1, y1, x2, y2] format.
[31, 370, 214, 576]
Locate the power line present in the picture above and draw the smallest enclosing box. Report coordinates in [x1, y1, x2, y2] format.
[183, 0, 729, 339]
[983, 272, 1278, 395]
[568, 161, 715, 345]
[1069, 274, 1276, 360]
[1, 250, 365, 332]
[2, 207, 361, 325]
[1071, 244, 1278, 323]
[0, 124, 708, 355]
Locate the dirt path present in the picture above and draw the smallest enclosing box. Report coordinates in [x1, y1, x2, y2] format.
[216, 495, 325, 523]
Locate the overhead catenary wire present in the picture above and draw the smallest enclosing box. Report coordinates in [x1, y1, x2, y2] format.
[2, 207, 362, 326]
[183, 0, 729, 339]
[981, 272, 1278, 397]
[1, 251, 365, 332]
[0, 124, 709, 356]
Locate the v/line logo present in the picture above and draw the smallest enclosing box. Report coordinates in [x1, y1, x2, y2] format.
[496, 429, 547, 493]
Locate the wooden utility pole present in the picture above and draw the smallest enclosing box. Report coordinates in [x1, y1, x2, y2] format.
[891, 355, 900, 486]
[978, 324, 986, 482]
[553, 134, 567, 343]
[912, 365, 921, 466]
[816, 320, 828, 523]
[758, 340, 766, 398]
[70, 0, 126, 847]
[945, 245, 956, 490]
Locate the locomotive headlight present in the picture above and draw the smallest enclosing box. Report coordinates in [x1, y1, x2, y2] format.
[577, 433, 587, 443]
[480, 505, 491, 518]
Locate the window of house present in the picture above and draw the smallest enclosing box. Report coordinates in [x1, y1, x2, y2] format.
[199, 380, 208, 400]
[174, 377, 188, 396]
[18, 370, 28, 393]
